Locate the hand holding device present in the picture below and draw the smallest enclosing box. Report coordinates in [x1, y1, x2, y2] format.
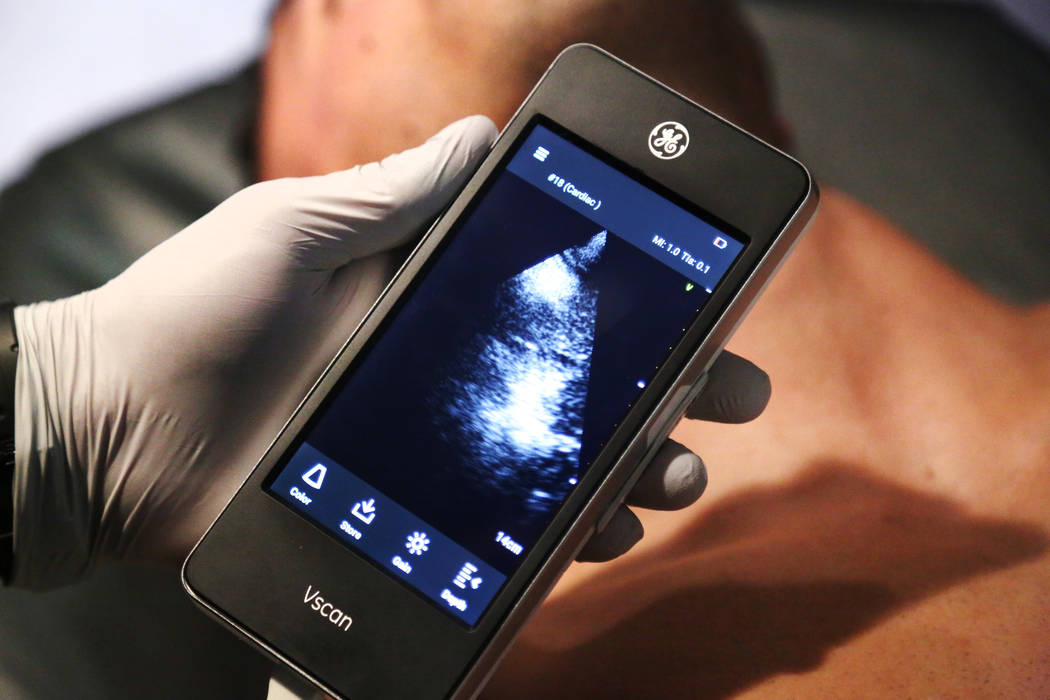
[183, 46, 816, 699]
[579, 350, 770, 562]
[10, 116, 496, 587]
[9, 113, 748, 589]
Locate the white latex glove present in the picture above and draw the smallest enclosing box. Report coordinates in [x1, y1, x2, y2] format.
[12, 117, 496, 587]
[10, 116, 768, 589]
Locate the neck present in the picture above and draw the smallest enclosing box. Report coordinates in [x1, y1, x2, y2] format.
[700, 187, 1050, 511]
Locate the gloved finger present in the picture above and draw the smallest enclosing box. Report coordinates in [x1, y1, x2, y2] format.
[684, 350, 770, 424]
[278, 115, 497, 268]
[576, 506, 643, 563]
[624, 439, 707, 511]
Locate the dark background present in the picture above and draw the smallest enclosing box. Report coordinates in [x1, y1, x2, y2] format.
[299, 169, 708, 573]
[3, 4, 1047, 698]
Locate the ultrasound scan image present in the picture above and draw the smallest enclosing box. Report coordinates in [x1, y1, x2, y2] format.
[434, 230, 608, 514]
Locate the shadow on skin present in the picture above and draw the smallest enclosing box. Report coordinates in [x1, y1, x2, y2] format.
[485, 464, 1049, 699]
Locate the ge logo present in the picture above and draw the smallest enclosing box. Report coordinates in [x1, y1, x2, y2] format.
[648, 121, 690, 160]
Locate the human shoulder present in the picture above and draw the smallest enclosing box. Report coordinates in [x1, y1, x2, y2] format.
[0, 66, 259, 301]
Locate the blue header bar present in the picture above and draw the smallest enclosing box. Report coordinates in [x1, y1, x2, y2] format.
[506, 124, 744, 290]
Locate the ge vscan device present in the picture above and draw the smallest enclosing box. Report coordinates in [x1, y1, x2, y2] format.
[184, 44, 819, 699]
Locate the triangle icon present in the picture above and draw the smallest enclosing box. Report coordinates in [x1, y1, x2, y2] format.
[303, 463, 327, 489]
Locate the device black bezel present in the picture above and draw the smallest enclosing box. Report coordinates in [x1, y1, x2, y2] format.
[256, 112, 751, 628]
[184, 44, 814, 700]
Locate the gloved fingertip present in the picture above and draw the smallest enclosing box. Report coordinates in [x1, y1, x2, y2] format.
[685, 351, 771, 424]
[430, 114, 499, 146]
[287, 116, 499, 265]
[625, 440, 707, 510]
[576, 507, 643, 563]
[401, 115, 497, 184]
[661, 451, 708, 507]
[372, 115, 497, 209]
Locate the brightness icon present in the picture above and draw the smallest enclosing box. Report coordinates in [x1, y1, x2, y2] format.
[405, 531, 430, 556]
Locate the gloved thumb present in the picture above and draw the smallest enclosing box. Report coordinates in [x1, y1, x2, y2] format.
[271, 115, 498, 269]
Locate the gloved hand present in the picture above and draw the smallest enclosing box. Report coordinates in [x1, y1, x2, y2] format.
[11, 116, 769, 589]
[576, 351, 768, 562]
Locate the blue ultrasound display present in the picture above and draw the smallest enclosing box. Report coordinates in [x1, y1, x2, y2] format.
[265, 121, 744, 625]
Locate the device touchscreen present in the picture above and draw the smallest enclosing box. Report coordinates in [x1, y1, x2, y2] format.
[264, 119, 745, 626]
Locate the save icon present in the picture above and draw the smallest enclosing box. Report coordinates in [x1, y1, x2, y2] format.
[351, 498, 377, 525]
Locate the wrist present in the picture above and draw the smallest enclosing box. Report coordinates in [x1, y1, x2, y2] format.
[1, 300, 18, 584]
[8, 300, 96, 588]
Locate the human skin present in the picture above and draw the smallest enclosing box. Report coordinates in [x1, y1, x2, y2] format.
[258, 0, 785, 181]
[259, 1, 1050, 696]
[484, 190, 1050, 698]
